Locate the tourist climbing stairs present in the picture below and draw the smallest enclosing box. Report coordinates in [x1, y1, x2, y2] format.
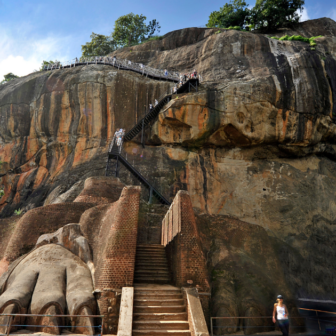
[133, 244, 190, 335]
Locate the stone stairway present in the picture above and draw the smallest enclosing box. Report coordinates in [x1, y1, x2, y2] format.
[132, 284, 191, 336]
[134, 244, 171, 284]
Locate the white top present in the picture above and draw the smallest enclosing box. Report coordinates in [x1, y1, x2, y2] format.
[277, 305, 287, 320]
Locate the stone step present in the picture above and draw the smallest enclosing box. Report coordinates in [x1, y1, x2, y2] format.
[133, 321, 189, 330]
[133, 330, 191, 336]
[135, 294, 183, 300]
[133, 306, 186, 313]
[134, 299, 184, 306]
[133, 313, 188, 321]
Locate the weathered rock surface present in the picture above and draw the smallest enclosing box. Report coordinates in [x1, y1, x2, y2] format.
[0, 17, 336, 325]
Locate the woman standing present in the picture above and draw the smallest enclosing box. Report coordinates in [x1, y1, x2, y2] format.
[273, 295, 289, 336]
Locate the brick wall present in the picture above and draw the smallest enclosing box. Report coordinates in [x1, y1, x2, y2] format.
[90, 186, 141, 289]
[162, 190, 210, 292]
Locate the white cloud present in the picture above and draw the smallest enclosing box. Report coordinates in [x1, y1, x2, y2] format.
[0, 24, 74, 80]
[330, 8, 336, 21]
[299, 7, 310, 22]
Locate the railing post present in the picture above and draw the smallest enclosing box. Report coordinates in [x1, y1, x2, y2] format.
[141, 119, 145, 148]
[149, 187, 153, 204]
[6, 315, 13, 336]
[116, 157, 119, 178]
[210, 317, 213, 336]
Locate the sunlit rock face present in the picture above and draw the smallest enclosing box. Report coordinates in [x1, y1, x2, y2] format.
[0, 18, 336, 317]
[0, 66, 172, 216]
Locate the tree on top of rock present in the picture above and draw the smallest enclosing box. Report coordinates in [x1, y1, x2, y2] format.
[81, 33, 116, 57]
[248, 0, 304, 31]
[206, 0, 249, 29]
[112, 13, 161, 47]
[0, 73, 19, 84]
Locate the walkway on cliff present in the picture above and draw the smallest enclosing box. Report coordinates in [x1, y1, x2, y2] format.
[42, 56, 181, 83]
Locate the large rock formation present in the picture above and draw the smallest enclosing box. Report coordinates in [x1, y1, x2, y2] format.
[1, 17, 336, 330]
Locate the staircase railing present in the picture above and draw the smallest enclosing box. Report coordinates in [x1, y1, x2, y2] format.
[124, 78, 199, 142]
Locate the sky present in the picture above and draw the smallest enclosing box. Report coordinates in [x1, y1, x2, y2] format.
[0, 0, 335, 80]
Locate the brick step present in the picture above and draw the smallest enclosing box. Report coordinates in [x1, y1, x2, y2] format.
[136, 247, 165, 251]
[133, 306, 186, 313]
[136, 246, 165, 249]
[134, 265, 169, 271]
[133, 321, 189, 330]
[134, 276, 171, 281]
[135, 294, 183, 300]
[135, 260, 168, 265]
[134, 299, 184, 306]
[133, 313, 188, 321]
[135, 270, 170, 275]
[134, 290, 182, 295]
[134, 279, 170, 284]
[133, 330, 191, 336]
[135, 257, 167, 262]
[136, 253, 166, 257]
[137, 244, 164, 248]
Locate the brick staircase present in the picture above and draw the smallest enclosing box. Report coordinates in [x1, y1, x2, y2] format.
[134, 244, 171, 284]
[133, 244, 191, 335]
[132, 284, 190, 336]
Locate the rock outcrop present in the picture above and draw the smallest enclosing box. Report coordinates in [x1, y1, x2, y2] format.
[0, 17, 336, 330]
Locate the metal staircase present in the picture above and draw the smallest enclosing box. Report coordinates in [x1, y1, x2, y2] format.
[106, 78, 199, 205]
[124, 78, 199, 142]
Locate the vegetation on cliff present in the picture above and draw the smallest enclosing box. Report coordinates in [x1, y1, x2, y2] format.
[0, 73, 19, 84]
[81, 13, 161, 57]
[207, 0, 305, 31]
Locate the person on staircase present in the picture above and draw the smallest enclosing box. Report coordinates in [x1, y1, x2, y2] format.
[116, 128, 124, 146]
[154, 99, 158, 107]
[149, 103, 153, 112]
[273, 295, 289, 336]
[193, 69, 197, 78]
[164, 69, 168, 77]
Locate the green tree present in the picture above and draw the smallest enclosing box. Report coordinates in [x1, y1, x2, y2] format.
[248, 0, 304, 31]
[207, 0, 250, 28]
[112, 13, 161, 47]
[0, 72, 19, 84]
[81, 33, 116, 58]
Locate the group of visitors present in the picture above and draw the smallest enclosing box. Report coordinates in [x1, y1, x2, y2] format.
[171, 69, 198, 93]
[114, 128, 125, 146]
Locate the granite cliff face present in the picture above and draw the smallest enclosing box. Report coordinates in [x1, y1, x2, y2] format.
[1, 17, 336, 323]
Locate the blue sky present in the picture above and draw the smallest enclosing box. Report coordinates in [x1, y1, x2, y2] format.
[0, 0, 335, 79]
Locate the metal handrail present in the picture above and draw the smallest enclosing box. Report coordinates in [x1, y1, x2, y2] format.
[42, 56, 180, 82]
